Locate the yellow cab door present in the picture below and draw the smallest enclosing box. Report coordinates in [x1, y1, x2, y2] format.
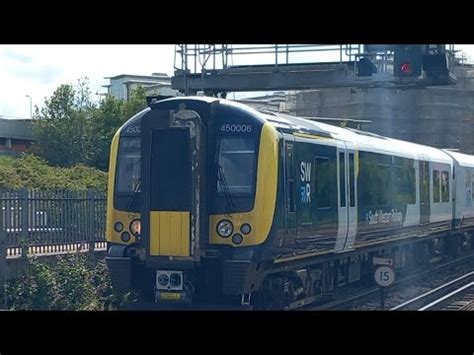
[140, 107, 204, 261]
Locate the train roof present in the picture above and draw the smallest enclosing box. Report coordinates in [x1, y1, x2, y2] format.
[255, 108, 452, 164]
[135, 97, 456, 164]
[442, 150, 474, 168]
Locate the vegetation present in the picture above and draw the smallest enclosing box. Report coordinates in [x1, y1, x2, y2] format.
[0, 78, 146, 309]
[0, 77, 146, 190]
[31, 77, 148, 171]
[5, 254, 136, 310]
[0, 154, 107, 190]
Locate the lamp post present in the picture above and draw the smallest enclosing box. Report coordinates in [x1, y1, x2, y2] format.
[25, 95, 32, 119]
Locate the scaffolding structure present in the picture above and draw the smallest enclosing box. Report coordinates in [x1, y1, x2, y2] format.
[171, 45, 457, 95]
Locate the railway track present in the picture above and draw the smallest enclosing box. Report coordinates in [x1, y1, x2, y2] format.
[123, 253, 474, 310]
[447, 288, 474, 310]
[309, 253, 474, 310]
[392, 272, 474, 310]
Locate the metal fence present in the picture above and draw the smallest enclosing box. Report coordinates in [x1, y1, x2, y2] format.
[0, 189, 107, 258]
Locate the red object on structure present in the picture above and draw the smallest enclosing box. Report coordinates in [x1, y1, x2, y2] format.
[401, 63, 411, 74]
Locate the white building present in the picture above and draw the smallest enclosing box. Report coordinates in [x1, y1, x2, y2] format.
[102, 73, 178, 100]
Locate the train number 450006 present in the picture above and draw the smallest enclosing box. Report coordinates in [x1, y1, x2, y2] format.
[220, 124, 252, 133]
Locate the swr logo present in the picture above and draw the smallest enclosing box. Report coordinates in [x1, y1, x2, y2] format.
[300, 162, 311, 204]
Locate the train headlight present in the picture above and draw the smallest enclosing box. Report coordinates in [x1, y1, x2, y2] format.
[157, 273, 169, 287]
[130, 219, 141, 237]
[121, 231, 131, 243]
[170, 273, 182, 287]
[156, 271, 183, 291]
[114, 222, 124, 233]
[232, 234, 243, 245]
[217, 220, 233, 238]
[240, 223, 251, 235]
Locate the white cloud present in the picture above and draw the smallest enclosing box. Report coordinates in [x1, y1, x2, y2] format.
[0, 45, 175, 119]
[0, 44, 473, 119]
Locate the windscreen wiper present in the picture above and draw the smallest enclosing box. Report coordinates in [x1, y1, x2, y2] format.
[217, 164, 235, 213]
[125, 178, 141, 212]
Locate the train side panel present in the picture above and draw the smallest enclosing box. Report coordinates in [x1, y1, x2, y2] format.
[444, 150, 474, 228]
[271, 134, 459, 255]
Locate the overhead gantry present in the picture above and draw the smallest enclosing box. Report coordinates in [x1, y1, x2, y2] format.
[171, 45, 457, 96]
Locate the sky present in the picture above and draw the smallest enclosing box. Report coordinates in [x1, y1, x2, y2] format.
[0, 44, 473, 119]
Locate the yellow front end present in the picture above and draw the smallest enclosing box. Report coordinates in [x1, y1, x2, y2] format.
[106, 130, 139, 245]
[209, 123, 280, 247]
[149, 211, 190, 257]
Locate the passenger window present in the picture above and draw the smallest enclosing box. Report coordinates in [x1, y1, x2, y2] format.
[393, 160, 416, 205]
[420, 161, 430, 205]
[441, 171, 449, 202]
[349, 153, 355, 207]
[377, 165, 390, 206]
[315, 157, 331, 208]
[288, 181, 295, 212]
[471, 173, 474, 200]
[339, 152, 346, 207]
[433, 170, 440, 203]
[406, 163, 416, 204]
[286, 143, 295, 213]
[358, 151, 393, 207]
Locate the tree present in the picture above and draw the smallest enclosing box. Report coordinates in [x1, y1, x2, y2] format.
[31, 78, 148, 171]
[32, 78, 96, 167]
[89, 86, 147, 171]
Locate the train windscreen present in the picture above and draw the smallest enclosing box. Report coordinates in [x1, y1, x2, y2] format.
[217, 136, 256, 196]
[115, 136, 141, 211]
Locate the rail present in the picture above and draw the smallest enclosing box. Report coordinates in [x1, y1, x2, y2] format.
[311, 253, 474, 310]
[391, 271, 474, 310]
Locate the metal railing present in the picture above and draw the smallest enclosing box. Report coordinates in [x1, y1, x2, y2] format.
[0, 189, 107, 258]
[174, 44, 461, 78]
[174, 44, 364, 74]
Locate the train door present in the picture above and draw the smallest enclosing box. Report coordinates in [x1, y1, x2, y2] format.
[345, 146, 358, 250]
[283, 135, 297, 246]
[419, 159, 430, 224]
[334, 142, 358, 252]
[334, 143, 348, 252]
[140, 107, 204, 261]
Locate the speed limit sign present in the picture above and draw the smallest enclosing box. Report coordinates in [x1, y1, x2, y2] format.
[374, 266, 395, 287]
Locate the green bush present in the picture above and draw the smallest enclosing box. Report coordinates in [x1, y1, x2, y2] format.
[5, 254, 135, 310]
[0, 154, 107, 190]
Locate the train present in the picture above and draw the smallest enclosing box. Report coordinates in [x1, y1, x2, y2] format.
[105, 96, 474, 309]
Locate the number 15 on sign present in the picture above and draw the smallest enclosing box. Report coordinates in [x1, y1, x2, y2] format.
[374, 266, 395, 287]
